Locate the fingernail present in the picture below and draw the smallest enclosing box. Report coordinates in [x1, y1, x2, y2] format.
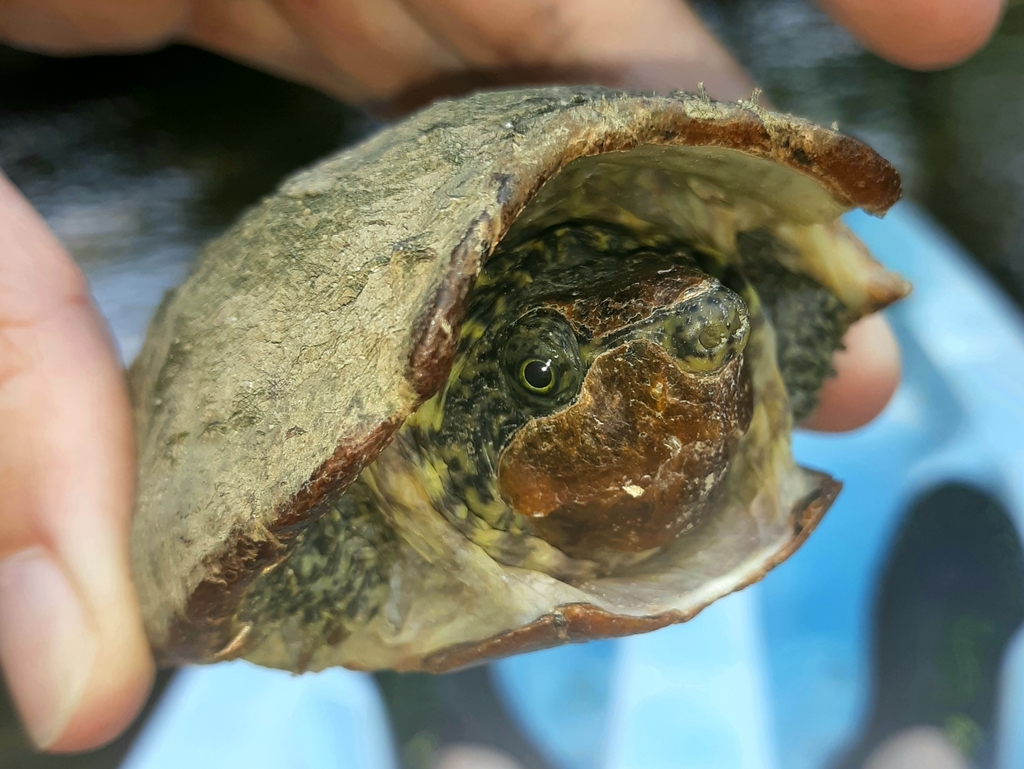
[0, 548, 98, 749]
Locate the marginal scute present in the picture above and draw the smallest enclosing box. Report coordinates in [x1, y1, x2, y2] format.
[130, 86, 906, 670]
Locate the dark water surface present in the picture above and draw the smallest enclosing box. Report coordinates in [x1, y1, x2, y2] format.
[2, 2, 1023, 767]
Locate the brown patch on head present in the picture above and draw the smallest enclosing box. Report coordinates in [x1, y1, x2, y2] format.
[498, 340, 753, 557]
[554, 262, 707, 340]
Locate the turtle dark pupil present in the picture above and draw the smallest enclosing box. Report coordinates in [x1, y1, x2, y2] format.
[524, 359, 553, 390]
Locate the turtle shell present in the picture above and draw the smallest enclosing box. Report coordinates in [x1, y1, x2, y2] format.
[130, 86, 906, 672]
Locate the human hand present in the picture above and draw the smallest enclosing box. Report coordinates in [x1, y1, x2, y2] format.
[0, 0, 1005, 753]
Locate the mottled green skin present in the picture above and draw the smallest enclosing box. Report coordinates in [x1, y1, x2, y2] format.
[736, 231, 851, 421]
[234, 222, 848, 655]
[235, 481, 396, 665]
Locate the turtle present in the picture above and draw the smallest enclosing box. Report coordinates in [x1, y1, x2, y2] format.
[129, 86, 908, 673]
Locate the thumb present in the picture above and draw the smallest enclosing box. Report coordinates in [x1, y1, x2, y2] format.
[0, 172, 152, 751]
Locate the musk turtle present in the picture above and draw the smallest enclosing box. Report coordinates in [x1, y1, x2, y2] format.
[130, 86, 907, 672]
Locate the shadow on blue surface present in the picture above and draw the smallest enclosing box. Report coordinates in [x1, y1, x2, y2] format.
[832, 484, 1024, 768]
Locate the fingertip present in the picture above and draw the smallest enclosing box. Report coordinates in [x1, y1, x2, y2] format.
[0, 172, 154, 752]
[801, 313, 901, 433]
[0, 545, 154, 753]
[28, 311, 154, 753]
[819, 0, 1005, 70]
[45, 632, 155, 753]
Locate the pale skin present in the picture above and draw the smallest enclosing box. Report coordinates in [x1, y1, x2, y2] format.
[0, 0, 1005, 753]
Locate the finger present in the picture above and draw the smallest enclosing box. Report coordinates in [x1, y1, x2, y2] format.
[817, 0, 1005, 70]
[0, 0, 185, 53]
[187, 0, 755, 106]
[187, 0, 471, 103]
[0, 174, 153, 751]
[399, 0, 753, 99]
[264, 0, 463, 100]
[186, 0, 369, 100]
[801, 312, 901, 432]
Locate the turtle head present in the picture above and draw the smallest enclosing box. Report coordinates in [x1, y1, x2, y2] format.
[414, 223, 754, 568]
[496, 263, 754, 560]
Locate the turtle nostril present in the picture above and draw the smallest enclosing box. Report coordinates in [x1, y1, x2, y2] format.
[698, 320, 728, 352]
[665, 286, 750, 373]
[729, 305, 743, 334]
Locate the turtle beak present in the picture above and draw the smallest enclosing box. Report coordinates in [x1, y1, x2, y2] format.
[497, 338, 753, 559]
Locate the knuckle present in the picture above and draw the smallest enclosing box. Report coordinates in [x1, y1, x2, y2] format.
[489, 1, 578, 64]
[0, 288, 94, 392]
[0, 326, 33, 392]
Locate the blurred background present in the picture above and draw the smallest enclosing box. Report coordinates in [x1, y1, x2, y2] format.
[2, 0, 1024, 767]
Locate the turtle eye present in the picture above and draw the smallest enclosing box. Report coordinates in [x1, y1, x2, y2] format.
[502, 312, 582, 409]
[519, 359, 556, 393]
